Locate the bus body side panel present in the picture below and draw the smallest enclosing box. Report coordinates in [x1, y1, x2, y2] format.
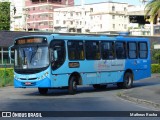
[51, 59, 126, 86]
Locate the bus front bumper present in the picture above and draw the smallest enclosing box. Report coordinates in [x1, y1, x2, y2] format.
[14, 77, 51, 88]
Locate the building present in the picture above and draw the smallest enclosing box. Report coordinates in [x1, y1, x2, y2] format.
[10, 0, 25, 31]
[54, 2, 129, 34]
[24, 0, 74, 32]
[128, 5, 151, 36]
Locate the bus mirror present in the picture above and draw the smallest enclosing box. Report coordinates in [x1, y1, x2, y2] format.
[53, 50, 58, 61]
[9, 45, 14, 61]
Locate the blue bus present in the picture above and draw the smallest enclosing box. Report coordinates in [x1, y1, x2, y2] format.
[9, 34, 151, 95]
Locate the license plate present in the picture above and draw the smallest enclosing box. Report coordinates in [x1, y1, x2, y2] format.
[25, 82, 32, 85]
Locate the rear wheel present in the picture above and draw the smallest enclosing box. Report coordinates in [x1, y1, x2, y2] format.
[117, 72, 133, 89]
[38, 88, 48, 95]
[123, 72, 133, 89]
[68, 76, 77, 95]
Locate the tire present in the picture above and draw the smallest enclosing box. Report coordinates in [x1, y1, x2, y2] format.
[68, 76, 77, 95]
[93, 84, 107, 90]
[123, 72, 133, 89]
[38, 88, 48, 95]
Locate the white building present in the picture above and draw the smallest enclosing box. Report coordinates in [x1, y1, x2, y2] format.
[10, 0, 25, 31]
[54, 2, 129, 33]
[128, 5, 151, 36]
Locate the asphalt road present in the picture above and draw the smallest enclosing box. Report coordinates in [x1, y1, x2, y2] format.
[0, 77, 159, 120]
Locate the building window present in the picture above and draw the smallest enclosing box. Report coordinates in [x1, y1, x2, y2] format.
[90, 8, 93, 12]
[112, 6, 115, 11]
[76, 12, 79, 16]
[44, 22, 48, 25]
[124, 24, 127, 29]
[33, 7, 35, 10]
[100, 24, 102, 28]
[56, 20, 59, 24]
[113, 24, 115, 29]
[99, 15, 102, 20]
[70, 21, 73, 25]
[124, 7, 127, 11]
[49, 14, 53, 18]
[112, 15, 115, 19]
[70, 12, 73, 16]
[63, 20, 66, 24]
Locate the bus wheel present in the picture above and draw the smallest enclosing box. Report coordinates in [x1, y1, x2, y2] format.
[68, 76, 77, 95]
[93, 84, 107, 90]
[38, 88, 48, 95]
[123, 72, 133, 89]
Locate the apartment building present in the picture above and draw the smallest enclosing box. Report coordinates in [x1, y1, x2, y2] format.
[25, 0, 74, 31]
[54, 2, 129, 33]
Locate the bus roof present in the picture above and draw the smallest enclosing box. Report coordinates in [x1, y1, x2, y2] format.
[14, 33, 149, 42]
[51, 33, 116, 41]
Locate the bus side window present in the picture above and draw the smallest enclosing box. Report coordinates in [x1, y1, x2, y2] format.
[128, 42, 137, 59]
[68, 40, 85, 60]
[116, 42, 126, 59]
[85, 41, 100, 60]
[138, 42, 148, 59]
[101, 41, 115, 60]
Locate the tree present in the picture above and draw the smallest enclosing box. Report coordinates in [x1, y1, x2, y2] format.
[145, 0, 160, 23]
[0, 2, 10, 30]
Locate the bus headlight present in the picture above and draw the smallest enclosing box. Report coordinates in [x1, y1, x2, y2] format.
[38, 72, 49, 80]
[14, 75, 20, 80]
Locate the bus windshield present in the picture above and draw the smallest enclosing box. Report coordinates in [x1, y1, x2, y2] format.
[14, 45, 49, 70]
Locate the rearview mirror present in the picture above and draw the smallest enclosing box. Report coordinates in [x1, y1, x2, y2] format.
[8, 45, 14, 61]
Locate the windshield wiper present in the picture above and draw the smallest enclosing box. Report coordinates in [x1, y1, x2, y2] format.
[30, 45, 39, 63]
[23, 49, 26, 64]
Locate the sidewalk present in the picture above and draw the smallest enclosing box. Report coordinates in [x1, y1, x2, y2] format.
[118, 73, 160, 110]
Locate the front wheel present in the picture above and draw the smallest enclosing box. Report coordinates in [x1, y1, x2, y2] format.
[38, 88, 48, 95]
[68, 76, 77, 95]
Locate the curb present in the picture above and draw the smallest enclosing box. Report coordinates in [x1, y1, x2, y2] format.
[117, 91, 160, 110]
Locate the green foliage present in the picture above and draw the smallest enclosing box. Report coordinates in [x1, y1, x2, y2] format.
[151, 64, 160, 73]
[0, 68, 13, 87]
[151, 41, 160, 64]
[0, 2, 10, 30]
[145, 0, 160, 22]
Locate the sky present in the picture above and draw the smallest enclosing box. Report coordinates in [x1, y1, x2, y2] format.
[74, 0, 148, 5]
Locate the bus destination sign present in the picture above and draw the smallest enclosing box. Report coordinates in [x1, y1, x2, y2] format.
[15, 37, 46, 45]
